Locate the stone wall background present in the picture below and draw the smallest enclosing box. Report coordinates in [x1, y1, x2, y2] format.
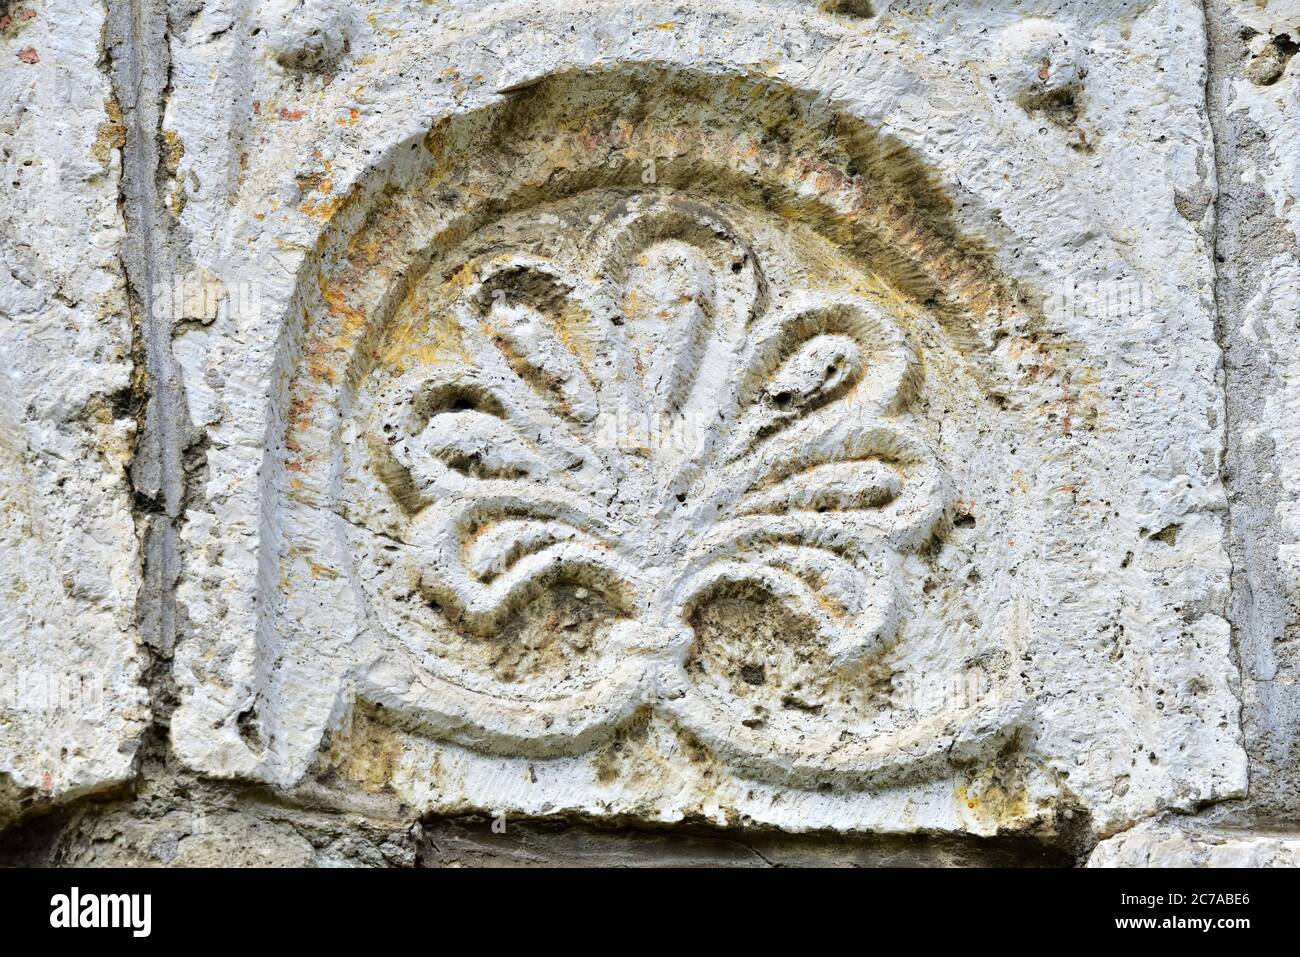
[0, 0, 1298, 866]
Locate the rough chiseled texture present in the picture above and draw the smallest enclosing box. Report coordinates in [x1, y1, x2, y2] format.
[1089, 818, 1300, 867]
[1209, 0, 1300, 828]
[0, 0, 144, 828]
[1, 0, 1298, 866]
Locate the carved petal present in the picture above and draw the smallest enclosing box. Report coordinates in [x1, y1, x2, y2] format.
[674, 545, 901, 667]
[464, 519, 581, 580]
[464, 257, 616, 421]
[483, 300, 601, 423]
[735, 459, 902, 515]
[697, 421, 948, 555]
[595, 196, 766, 492]
[721, 293, 917, 462]
[457, 256, 632, 485]
[620, 240, 717, 417]
[394, 410, 547, 486]
[375, 365, 615, 511]
[764, 334, 863, 412]
[410, 495, 637, 635]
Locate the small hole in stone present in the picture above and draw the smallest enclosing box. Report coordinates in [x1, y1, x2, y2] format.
[817, 0, 874, 19]
[1150, 523, 1180, 546]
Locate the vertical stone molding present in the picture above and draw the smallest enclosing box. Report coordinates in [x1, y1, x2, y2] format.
[0, 0, 145, 826]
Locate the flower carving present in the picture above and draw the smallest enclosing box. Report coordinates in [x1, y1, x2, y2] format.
[362, 195, 950, 758]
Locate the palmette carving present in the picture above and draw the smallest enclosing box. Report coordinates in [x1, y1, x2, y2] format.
[345, 194, 953, 771]
[166, 46, 1245, 832]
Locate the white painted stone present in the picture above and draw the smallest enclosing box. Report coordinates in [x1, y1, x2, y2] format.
[0, 0, 146, 824]
[1231, 44, 1300, 243]
[1229, 0, 1300, 35]
[1241, 260, 1300, 600]
[156, 0, 1247, 839]
[1088, 818, 1300, 867]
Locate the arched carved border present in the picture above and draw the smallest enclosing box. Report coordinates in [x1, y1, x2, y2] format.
[246, 65, 1037, 791]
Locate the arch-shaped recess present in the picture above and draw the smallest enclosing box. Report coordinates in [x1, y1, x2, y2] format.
[196, 63, 1032, 791]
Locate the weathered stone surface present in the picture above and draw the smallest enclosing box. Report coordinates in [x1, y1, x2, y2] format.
[22, 792, 416, 867]
[57, 808, 320, 868]
[1088, 818, 1300, 867]
[0, 0, 145, 826]
[158, 0, 1242, 841]
[5, 0, 1300, 866]
[1209, 0, 1300, 822]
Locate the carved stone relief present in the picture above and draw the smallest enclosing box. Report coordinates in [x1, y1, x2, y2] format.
[228, 69, 1035, 826]
[167, 3, 1245, 839]
[9, 0, 1300, 868]
[341, 190, 980, 785]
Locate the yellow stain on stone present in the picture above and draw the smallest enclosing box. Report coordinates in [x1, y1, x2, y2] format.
[320, 277, 367, 336]
[91, 95, 125, 170]
[956, 760, 1032, 831]
[366, 12, 400, 39]
[300, 191, 343, 221]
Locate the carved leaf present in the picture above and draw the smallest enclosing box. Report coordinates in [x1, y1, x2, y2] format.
[373, 195, 948, 674]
